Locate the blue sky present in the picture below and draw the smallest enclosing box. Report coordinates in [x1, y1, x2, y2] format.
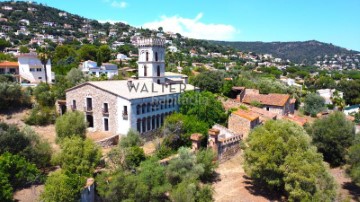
[7, 0, 360, 51]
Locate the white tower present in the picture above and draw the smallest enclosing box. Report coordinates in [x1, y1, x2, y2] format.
[137, 37, 166, 84]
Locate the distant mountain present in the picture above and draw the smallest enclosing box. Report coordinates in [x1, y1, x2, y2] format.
[210, 40, 359, 64]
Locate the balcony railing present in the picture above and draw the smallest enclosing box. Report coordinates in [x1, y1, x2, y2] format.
[84, 106, 92, 112]
[122, 111, 128, 120]
[102, 108, 109, 115]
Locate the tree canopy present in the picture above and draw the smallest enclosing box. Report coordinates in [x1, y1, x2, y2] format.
[55, 111, 87, 141]
[191, 71, 225, 93]
[303, 93, 325, 116]
[306, 111, 355, 166]
[179, 91, 226, 127]
[244, 120, 336, 201]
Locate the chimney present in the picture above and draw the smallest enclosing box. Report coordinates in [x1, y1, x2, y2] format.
[190, 133, 203, 151]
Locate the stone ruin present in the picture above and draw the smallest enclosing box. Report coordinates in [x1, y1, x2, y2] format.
[190, 124, 243, 163]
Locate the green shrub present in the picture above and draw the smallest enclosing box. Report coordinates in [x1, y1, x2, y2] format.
[33, 83, 55, 107]
[25, 105, 56, 126]
[41, 170, 83, 202]
[0, 152, 40, 189]
[52, 136, 101, 177]
[119, 129, 143, 148]
[55, 111, 87, 141]
[125, 146, 146, 168]
[0, 82, 31, 110]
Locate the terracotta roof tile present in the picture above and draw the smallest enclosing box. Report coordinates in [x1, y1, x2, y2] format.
[283, 115, 308, 126]
[243, 93, 290, 107]
[233, 109, 259, 121]
[0, 61, 18, 68]
[190, 133, 203, 141]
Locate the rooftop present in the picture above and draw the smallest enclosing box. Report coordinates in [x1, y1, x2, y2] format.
[344, 104, 360, 111]
[66, 80, 197, 100]
[242, 93, 290, 107]
[232, 109, 259, 121]
[164, 72, 188, 78]
[0, 61, 18, 68]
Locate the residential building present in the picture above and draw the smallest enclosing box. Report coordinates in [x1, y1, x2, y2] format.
[228, 109, 260, 139]
[1, 6, 13, 10]
[168, 45, 178, 53]
[344, 105, 360, 115]
[66, 37, 196, 135]
[17, 53, 54, 84]
[316, 89, 344, 105]
[164, 72, 188, 84]
[81, 60, 118, 79]
[0, 61, 19, 80]
[233, 87, 295, 116]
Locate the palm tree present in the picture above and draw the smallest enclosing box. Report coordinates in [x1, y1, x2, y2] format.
[37, 49, 51, 84]
[331, 90, 346, 111]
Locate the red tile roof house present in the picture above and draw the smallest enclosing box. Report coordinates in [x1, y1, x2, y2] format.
[232, 87, 295, 117]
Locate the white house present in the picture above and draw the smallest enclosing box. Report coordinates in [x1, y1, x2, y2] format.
[17, 53, 54, 84]
[116, 53, 129, 61]
[81, 60, 118, 79]
[168, 45, 178, 53]
[316, 89, 344, 105]
[344, 105, 360, 115]
[66, 37, 196, 135]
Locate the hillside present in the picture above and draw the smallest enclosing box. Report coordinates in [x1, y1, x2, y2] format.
[210, 40, 359, 64]
[0, 1, 359, 68]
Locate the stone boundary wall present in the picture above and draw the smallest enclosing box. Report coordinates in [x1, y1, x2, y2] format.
[218, 135, 242, 163]
[95, 135, 119, 147]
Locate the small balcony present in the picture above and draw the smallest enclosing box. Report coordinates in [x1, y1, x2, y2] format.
[84, 106, 92, 113]
[122, 111, 128, 120]
[102, 108, 109, 115]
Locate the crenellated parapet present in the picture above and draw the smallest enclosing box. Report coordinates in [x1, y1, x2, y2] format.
[138, 37, 165, 47]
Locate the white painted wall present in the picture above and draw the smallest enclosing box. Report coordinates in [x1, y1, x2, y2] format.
[18, 54, 53, 83]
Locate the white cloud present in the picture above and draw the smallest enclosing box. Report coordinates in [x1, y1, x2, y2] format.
[111, 1, 127, 8]
[142, 13, 238, 40]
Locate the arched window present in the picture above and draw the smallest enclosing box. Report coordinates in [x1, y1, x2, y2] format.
[144, 65, 147, 77]
[147, 103, 151, 112]
[152, 116, 156, 129]
[147, 117, 151, 131]
[146, 52, 149, 61]
[155, 52, 158, 61]
[157, 65, 160, 77]
[142, 118, 146, 132]
[137, 119, 141, 133]
[136, 105, 141, 115]
[142, 104, 146, 114]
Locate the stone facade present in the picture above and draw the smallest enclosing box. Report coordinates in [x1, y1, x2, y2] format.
[95, 134, 119, 147]
[66, 84, 119, 134]
[228, 111, 260, 140]
[207, 126, 242, 162]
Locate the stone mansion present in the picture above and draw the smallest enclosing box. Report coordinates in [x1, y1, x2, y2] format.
[66, 38, 196, 135]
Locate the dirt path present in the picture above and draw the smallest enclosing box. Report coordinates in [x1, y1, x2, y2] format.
[213, 152, 281, 202]
[330, 167, 360, 202]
